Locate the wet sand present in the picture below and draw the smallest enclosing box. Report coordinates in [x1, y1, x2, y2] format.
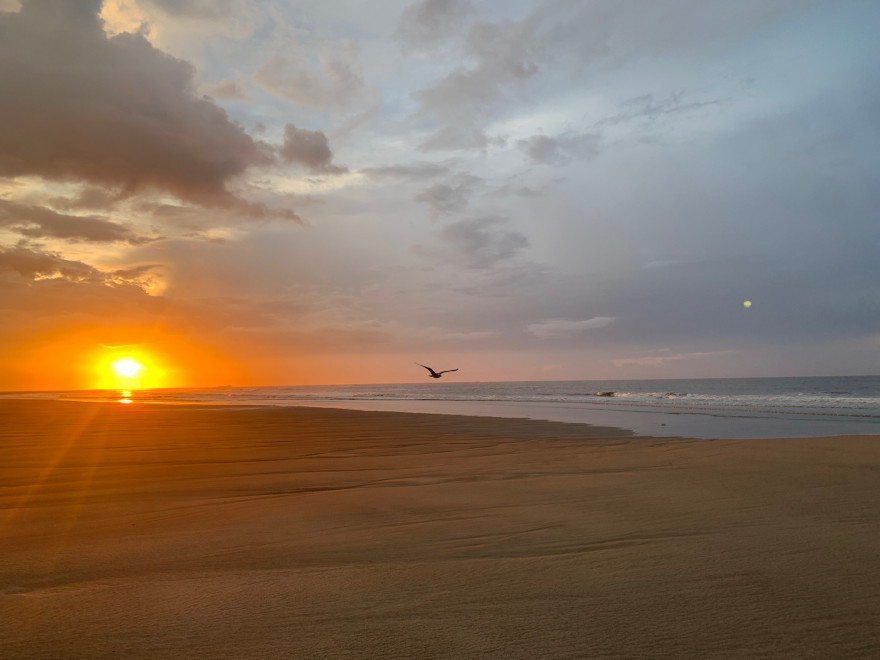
[1, 399, 878, 658]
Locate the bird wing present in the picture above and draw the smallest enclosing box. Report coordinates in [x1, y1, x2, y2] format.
[415, 362, 439, 376]
[438, 369, 459, 375]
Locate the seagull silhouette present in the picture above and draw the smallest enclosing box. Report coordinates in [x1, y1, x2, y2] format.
[416, 363, 459, 379]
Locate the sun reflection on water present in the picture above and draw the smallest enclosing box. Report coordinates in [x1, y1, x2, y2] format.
[118, 390, 133, 404]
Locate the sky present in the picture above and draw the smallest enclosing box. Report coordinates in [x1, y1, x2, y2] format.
[1, 0, 878, 390]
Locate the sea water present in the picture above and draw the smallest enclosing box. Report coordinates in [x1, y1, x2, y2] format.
[9, 375, 880, 439]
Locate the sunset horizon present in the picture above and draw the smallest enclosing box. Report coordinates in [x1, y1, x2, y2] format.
[4, 369, 880, 395]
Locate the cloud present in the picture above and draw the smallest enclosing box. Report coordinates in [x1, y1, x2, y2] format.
[612, 350, 734, 368]
[420, 215, 529, 269]
[47, 186, 120, 211]
[518, 132, 601, 165]
[226, 316, 500, 355]
[430, 329, 498, 342]
[278, 124, 347, 174]
[414, 16, 539, 150]
[202, 78, 249, 101]
[101, 0, 260, 42]
[0, 199, 154, 244]
[414, 173, 481, 216]
[396, 0, 473, 48]
[0, 244, 99, 281]
[139, 0, 240, 21]
[254, 38, 377, 114]
[411, 1, 630, 151]
[409, 1, 817, 152]
[362, 162, 450, 180]
[593, 92, 721, 130]
[0, 244, 161, 286]
[526, 316, 616, 339]
[0, 0, 275, 211]
[403, 2, 614, 150]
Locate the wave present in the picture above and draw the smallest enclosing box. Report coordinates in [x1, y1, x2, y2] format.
[8, 377, 879, 440]
[9, 376, 880, 419]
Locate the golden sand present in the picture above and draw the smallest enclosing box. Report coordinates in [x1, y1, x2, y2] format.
[1, 400, 878, 658]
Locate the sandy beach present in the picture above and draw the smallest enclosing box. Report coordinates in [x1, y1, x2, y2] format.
[1, 400, 878, 659]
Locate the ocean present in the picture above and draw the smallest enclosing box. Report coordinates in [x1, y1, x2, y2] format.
[7, 375, 880, 439]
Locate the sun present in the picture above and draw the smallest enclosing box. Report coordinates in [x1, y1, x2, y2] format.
[103, 355, 153, 390]
[111, 358, 144, 378]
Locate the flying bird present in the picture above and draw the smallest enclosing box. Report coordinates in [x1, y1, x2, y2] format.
[416, 363, 459, 379]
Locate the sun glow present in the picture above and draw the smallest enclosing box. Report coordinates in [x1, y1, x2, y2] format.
[2, 323, 250, 391]
[93, 348, 169, 391]
[106, 356, 149, 390]
[111, 358, 144, 378]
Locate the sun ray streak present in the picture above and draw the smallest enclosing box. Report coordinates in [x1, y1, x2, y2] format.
[44, 409, 115, 571]
[0, 404, 102, 531]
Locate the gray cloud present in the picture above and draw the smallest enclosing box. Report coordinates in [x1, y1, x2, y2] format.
[202, 78, 249, 102]
[0, 244, 161, 286]
[410, 0, 816, 151]
[0, 199, 154, 244]
[139, 0, 240, 20]
[47, 186, 120, 212]
[435, 215, 530, 269]
[0, 0, 278, 212]
[0, 244, 99, 281]
[611, 350, 733, 369]
[414, 173, 481, 216]
[397, 0, 473, 48]
[362, 162, 450, 180]
[279, 124, 347, 174]
[526, 316, 616, 339]
[414, 16, 539, 150]
[593, 92, 721, 129]
[518, 132, 601, 165]
[254, 38, 376, 114]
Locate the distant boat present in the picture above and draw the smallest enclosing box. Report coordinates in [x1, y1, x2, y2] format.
[416, 363, 459, 379]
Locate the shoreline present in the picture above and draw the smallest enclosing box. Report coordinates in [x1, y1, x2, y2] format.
[5, 389, 880, 439]
[2, 400, 879, 657]
[273, 397, 880, 439]
[7, 372, 880, 440]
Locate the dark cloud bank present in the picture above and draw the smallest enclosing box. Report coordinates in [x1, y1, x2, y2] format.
[0, 199, 153, 244]
[0, 0, 343, 219]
